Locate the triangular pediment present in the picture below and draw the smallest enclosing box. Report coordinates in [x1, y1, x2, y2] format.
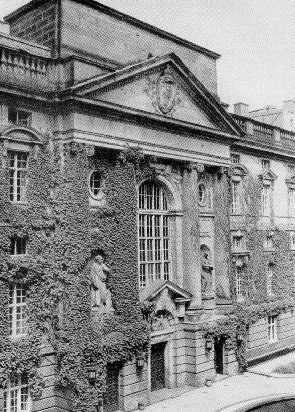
[71, 54, 242, 136]
[259, 170, 277, 182]
[229, 164, 248, 177]
[140, 279, 192, 302]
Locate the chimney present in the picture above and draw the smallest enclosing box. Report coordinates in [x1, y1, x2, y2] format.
[283, 100, 295, 113]
[0, 20, 10, 35]
[234, 102, 249, 117]
[221, 102, 230, 112]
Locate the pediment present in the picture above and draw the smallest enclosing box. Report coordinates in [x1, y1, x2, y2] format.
[71, 54, 242, 136]
[259, 170, 277, 182]
[0, 125, 43, 145]
[140, 279, 192, 303]
[229, 164, 248, 177]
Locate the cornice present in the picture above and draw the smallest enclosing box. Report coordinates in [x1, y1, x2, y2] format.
[61, 95, 240, 145]
[232, 139, 295, 161]
[53, 128, 231, 166]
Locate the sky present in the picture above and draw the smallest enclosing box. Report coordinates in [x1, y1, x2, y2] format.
[1, 0, 295, 111]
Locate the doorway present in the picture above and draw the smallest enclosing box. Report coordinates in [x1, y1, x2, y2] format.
[214, 337, 224, 374]
[151, 342, 166, 391]
[103, 363, 120, 412]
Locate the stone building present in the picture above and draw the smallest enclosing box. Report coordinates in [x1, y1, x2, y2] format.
[1, 1, 295, 412]
[235, 100, 295, 132]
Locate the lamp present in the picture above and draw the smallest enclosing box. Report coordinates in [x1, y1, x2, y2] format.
[137, 358, 144, 368]
[136, 353, 145, 368]
[205, 339, 213, 350]
[88, 370, 97, 386]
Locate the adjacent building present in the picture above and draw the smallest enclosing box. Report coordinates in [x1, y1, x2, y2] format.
[235, 100, 295, 132]
[0, 1, 295, 412]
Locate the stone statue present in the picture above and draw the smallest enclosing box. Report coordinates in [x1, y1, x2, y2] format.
[201, 247, 214, 295]
[90, 253, 114, 313]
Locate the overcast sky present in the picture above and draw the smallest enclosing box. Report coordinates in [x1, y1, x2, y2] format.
[1, 0, 295, 111]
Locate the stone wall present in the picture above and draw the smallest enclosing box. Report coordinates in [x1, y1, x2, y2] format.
[9, 0, 58, 52]
[60, 0, 218, 94]
[247, 311, 295, 365]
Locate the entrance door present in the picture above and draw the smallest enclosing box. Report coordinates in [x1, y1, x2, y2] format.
[103, 363, 120, 412]
[214, 337, 224, 374]
[151, 342, 166, 391]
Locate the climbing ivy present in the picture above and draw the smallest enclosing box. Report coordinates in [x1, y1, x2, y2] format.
[0, 141, 149, 411]
[203, 170, 295, 372]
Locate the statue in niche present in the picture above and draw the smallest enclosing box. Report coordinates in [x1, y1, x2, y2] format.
[90, 253, 114, 313]
[151, 309, 174, 332]
[200, 245, 214, 295]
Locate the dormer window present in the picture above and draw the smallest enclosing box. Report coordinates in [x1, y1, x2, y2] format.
[8, 108, 32, 127]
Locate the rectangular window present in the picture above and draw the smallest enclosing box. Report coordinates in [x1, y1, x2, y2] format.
[8, 109, 32, 127]
[232, 236, 242, 250]
[267, 265, 273, 296]
[288, 164, 295, 175]
[268, 315, 278, 343]
[232, 181, 242, 214]
[4, 374, 31, 412]
[10, 238, 27, 256]
[290, 232, 295, 250]
[9, 151, 28, 203]
[236, 268, 242, 299]
[289, 189, 295, 217]
[261, 185, 271, 216]
[261, 159, 270, 170]
[231, 153, 240, 164]
[9, 284, 27, 338]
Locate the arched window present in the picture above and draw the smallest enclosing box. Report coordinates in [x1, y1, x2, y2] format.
[89, 171, 102, 198]
[138, 181, 171, 288]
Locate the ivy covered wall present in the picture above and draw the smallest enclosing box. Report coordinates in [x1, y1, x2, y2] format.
[0, 140, 149, 412]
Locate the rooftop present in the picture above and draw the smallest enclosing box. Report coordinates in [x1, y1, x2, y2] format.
[4, 0, 221, 60]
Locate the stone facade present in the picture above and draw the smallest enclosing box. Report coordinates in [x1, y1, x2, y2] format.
[0, 1, 295, 412]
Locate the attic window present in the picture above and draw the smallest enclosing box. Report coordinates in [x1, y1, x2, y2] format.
[8, 109, 32, 127]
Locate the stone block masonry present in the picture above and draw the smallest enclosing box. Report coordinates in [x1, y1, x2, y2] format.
[9, 0, 58, 52]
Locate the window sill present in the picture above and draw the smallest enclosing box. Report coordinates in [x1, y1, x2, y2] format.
[10, 333, 27, 341]
[10, 201, 28, 206]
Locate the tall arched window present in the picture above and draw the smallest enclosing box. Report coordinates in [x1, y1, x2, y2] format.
[138, 181, 171, 288]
